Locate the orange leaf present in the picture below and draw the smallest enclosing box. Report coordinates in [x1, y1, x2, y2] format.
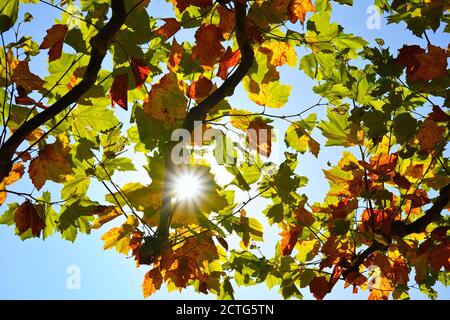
[0, 162, 25, 206]
[168, 39, 184, 72]
[309, 276, 330, 300]
[280, 225, 300, 256]
[130, 58, 151, 88]
[28, 142, 73, 190]
[11, 61, 45, 91]
[217, 47, 241, 80]
[14, 200, 46, 237]
[111, 73, 128, 110]
[191, 24, 224, 70]
[187, 75, 213, 99]
[155, 18, 181, 39]
[247, 118, 272, 157]
[40, 24, 68, 62]
[142, 268, 163, 298]
[288, 0, 315, 24]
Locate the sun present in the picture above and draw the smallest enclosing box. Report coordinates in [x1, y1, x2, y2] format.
[173, 171, 204, 201]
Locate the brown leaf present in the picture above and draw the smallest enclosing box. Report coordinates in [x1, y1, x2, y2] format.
[412, 45, 447, 81]
[217, 6, 234, 38]
[155, 18, 181, 39]
[28, 142, 73, 190]
[187, 75, 213, 99]
[14, 200, 46, 237]
[111, 73, 128, 110]
[11, 61, 45, 91]
[15, 86, 46, 109]
[309, 276, 330, 300]
[416, 119, 446, 154]
[172, 0, 212, 13]
[247, 118, 272, 157]
[40, 24, 68, 62]
[429, 105, 450, 123]
[142, 268, 163, 298]
[191, 24, 224, 70]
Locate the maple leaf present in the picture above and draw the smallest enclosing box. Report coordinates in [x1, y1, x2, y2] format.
[172, 0, 212, 13]
[142, 268, 163, 298]
[217, 47, 241, 80]
[260, 40, 297, 67]
[247, 118, 273, 157]
[429, 105, 450, 123]
[187, 75, 213, 99]
[143, 72, 187, 127]
[396, 45, 425, 78]
[155, 18, 181, 39]
[428, 242, 450, 272]
[416, 118, 446, 154]
[294, 202, 315, 226]
[14, 200, 46, 237]
[217, 6, 234, 38]
[130, 58, 151, 88]
[280, 224, 300, 256]
[191, 24, 225, 70]
[288, 0, 315, 25]
[28, 142, 73, 190]
[15, 86, 46, 109]
[40, 24, 68, 62]
[368, 275, 393, 300]
[110, 73, 128, 110]
[0, 162, 24, 206]
[412, 45, 448, 81]
[309, 276, 330, 300]
[11, 61, 45, 91]
[168, 39, 184, 72]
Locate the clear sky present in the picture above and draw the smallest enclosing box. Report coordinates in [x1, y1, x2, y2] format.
[0, 0, 449, 300]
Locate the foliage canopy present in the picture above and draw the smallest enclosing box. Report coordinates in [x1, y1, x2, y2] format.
[0, 0, 449, 300]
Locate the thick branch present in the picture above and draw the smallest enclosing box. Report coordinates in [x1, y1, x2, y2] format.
[148, 0, 255, 255]
[392, 183, 450, 237]
[0, 0, 127, 182]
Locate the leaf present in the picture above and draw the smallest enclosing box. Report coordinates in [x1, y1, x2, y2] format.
[309, 276, 330, 300]
[0, 162, 24, 205]
[0, 0, 19, 32]
[318, 108, 355, 147]
[260, 39, 298, 67]
[111, 73, 128, 110]
[280, 225, 300, 256]
[217, 5, 234, 38]
[143, 72, 187, 127]
[101, 215, 138, 255]
[39, 24, 68, 62]
[247, 118, 272, 157]
[368, 276, 393, 300]
[155, 18, 181, 39]
[191, 24, 224, 70]
[130, 58, 151, 88]
[288, 0, 315, 24]
[285, 113, 320, 157]
[187, 75, 213, 99]
[168, 39, 184, 72]
[412, 45, 448, 81]
[142, 268, 163, 298]
[11, 61, 45, 90]
[416, 119, 446, 154]
[71, 105, 119, 142]
[28, 142, 73, 190]
[217, 47, 240, 80]
[14, 200, 45, 237]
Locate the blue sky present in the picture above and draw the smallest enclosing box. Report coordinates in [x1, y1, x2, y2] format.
[0, 0, 449, 300]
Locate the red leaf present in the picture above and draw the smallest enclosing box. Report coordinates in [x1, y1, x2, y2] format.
[40, 24, 68, 62]
[309, 276, 330, 300]
[14, 200, 46, 237]
[218, 47, 241, 80]
[130, 58, 151, 88]
[173, 0, 212, 13]
[187, 75, 213, 99]
[396, 45, 425, 78]
[15, 86, 46, 109]
[111, 73, 128, 110]
[393, 172, 411, 190]
[288, 0, 315, 25]
[155, 18, 181, 39]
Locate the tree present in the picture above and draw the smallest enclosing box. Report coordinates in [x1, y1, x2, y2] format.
[0, 0, 449, 300]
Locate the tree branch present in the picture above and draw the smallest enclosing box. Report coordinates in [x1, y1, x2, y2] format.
[0, 0, 127, 182]
[140, 0, 255, 262]
[392, 183, 450, 237]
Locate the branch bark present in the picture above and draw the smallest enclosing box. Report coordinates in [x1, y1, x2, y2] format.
[141, 1, 255, 260]
[0, 0, 127, 182]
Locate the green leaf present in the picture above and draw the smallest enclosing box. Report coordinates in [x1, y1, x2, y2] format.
[71, 105, 119, 142]
[318, 108, 355, 147]
[0, 0, 19, 32]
